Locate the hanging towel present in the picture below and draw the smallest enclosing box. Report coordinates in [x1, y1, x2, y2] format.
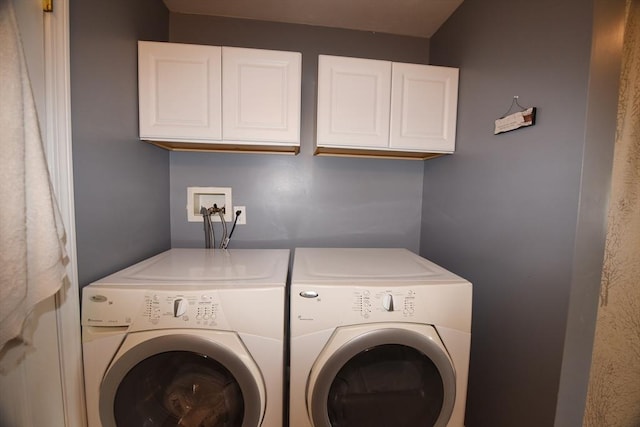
[0, 0, 68, 353]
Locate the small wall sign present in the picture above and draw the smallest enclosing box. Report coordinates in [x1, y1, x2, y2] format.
[494, 96, 536, 135]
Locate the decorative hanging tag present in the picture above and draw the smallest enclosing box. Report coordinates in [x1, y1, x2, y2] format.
[494, 96, 536, 134]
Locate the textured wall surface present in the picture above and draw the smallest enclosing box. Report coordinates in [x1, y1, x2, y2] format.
[585, 1, 640, 424]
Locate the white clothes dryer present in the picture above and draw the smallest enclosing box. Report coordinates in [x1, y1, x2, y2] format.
[82, 248, 290, 427]
[289, 248, 472, 427]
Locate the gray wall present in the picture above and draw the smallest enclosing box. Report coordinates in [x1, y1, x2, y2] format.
[70, 0, 171, 286]
[420, 1, 622, 426]
[68, 2, 624, 424]
[169, 15, 429, 252]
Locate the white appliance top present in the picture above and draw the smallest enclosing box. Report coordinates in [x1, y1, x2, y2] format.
[292, 248, 467, 284]
[90, 248, 290, 288]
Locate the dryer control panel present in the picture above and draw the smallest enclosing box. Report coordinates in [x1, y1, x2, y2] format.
[352, 289, 417, 319]
[291, 281, 472, 335]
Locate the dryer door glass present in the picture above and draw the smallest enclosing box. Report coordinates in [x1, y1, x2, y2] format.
[113, 351, 244, 427]
[327, 344, 444, 427]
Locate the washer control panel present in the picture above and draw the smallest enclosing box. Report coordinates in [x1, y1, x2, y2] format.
[82, 288, 224, 329]
[142, 293, 220, 325]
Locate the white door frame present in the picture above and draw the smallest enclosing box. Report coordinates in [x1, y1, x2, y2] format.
[43, 0, 86, 425]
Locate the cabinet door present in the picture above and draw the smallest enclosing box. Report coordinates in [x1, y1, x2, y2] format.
[317, 55, 392, 148]
[138, 41, 222, 141]
[222, 47, 301, 144]
[390, 63, 458, 152]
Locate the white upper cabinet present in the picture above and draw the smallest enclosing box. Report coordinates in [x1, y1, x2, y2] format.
[138, 41, 302, 154]
[138, 41, 222, 141]
[317, 55, 391, 148]
[390, 62, 458, 153]
[222, 47, 301, 144]
[316, 55, 459, 159]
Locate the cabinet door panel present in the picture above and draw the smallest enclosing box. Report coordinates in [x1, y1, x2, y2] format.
[222, 47, 301, 144]
[390, 63, 458, 152]
[138, 41, 222, 141]
[317, 55, 391, 148]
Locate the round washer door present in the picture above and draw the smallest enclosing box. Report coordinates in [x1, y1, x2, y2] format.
[99, 329, 265, 427]
[307, 324, 456, 427]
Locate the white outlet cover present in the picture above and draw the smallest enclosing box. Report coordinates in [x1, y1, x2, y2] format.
[233, 206, 246, 225]
[187, 187, 232, 222]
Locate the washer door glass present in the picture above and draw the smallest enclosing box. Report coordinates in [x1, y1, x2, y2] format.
[327, 344, 443, 427]
[113, 351, 243, 427]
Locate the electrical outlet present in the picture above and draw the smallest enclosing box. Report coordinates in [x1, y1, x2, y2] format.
[233, 206, 247, 225]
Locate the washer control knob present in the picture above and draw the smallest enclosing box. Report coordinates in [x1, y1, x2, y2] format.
[382, 294, 394, 312]
[174, 298, 187, 317]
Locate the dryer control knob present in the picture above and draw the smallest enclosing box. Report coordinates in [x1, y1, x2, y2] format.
[174, 298, 188, 317]
[382, 294, 394, 312]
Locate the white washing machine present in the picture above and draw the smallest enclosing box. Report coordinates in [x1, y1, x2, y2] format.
[82, 248, 290, 427]
[289, 248, 472, 427]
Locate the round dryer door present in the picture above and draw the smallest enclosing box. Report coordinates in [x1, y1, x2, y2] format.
[307, 324, 456, 427]
[99, 330, 265, 427]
